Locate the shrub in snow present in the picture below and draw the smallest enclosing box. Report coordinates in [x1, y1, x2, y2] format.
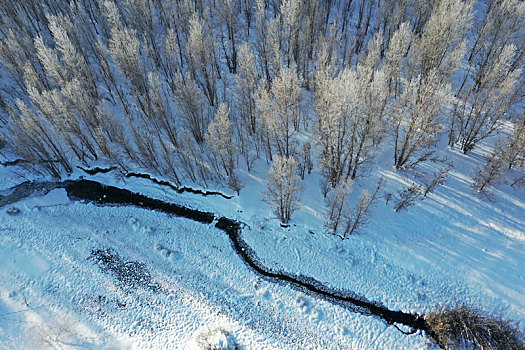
[309, 308, 322, 323]
[195, 327, 238, 350]
[426, 303, 525, 350]
[255, 286, 269, 299]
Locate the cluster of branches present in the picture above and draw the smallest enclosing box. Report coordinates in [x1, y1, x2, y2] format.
[0, 0, 523, 223]
[426, 302, 525, 349]
[324, 178, 383, 238]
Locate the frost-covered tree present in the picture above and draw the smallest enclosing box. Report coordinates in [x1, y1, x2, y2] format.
[449, 0, 525, 153]
[104, 1, 146, 96]
[391, 70, 453, 170]
[415, 0, 472, 80]
[206, 103, 237, 177]
[263, 155, 304, 223]
[187, 12, 219, 106]
[7, 99, 72, 177]
[452, 46, 524, 153]
[383, 22, 412, 96]
[254, 0, 272, 81]
[255, 66, 302, 158]
[314, 63, 350, 188]
[279, 0, 301, 67]
[386, 0, 471, 170]
[315, 34, 387, 185]
[173, 73, 209, 144]
[31, 23, 101, 163]
[0, 28, 43, 91]
[235, 44, 260, 169]
[216, 0, 240, 74]
[345, 35, 389, 179]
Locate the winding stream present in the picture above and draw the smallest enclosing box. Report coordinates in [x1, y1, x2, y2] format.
[1, 178, 440, 345]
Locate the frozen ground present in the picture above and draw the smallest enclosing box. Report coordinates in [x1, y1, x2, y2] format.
[0, 138, 524, 349]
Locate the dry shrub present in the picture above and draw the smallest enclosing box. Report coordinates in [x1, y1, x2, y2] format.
[195, 326, 239, 350]
[426, 303, 525, 349]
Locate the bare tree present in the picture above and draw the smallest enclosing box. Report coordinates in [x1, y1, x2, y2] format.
[388, 0, 471, 170]
[255, 66, 302, 158]
[206, 103, 237, 177]
[394, 183, 423, 212]
[473, 115, 525, 194]
[187, 12, 219, 106]
[263, 155, 304, 223]
[324, 178, 353, 235]
[342, 179, 383, 236]
[449, 0, 525, 153]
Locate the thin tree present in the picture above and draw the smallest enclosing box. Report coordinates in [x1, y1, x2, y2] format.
[449, 0, 525, 153]
[206, 103, 237, 177]
[263, 156, 304, 223]
[255, 66, 302, 158]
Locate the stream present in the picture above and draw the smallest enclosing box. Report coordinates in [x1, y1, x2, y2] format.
[0, 178, 440, 345]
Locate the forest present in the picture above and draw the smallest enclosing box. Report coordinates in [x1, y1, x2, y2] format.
[0, 1, 525, 348]
[0, 0, 523, 231]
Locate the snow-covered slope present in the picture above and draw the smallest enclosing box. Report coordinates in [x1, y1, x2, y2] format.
[0, 136, 523, 349]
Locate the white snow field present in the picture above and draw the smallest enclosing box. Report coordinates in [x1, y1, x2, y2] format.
[0, 139, 524, 349]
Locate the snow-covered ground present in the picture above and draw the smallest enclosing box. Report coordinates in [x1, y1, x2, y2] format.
[0, 137, 524, 349]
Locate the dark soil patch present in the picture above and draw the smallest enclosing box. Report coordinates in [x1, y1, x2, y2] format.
[88, 247, 160, 293]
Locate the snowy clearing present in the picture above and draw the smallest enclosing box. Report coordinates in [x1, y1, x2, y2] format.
[1, 144, 524, 349]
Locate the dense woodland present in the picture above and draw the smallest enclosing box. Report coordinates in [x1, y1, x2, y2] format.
[0, 0, 523, 229]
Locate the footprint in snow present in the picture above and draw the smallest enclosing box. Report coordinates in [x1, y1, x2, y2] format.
[128, 217, 141, 232]
[295, 294, 310, 313]
[142, 226, 155, 235]
[154, 243, 181, 260]
[336, 324, 348, 336]
[309, 308, 323, 323]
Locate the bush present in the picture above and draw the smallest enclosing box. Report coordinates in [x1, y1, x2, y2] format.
[195, 327, 239, 350]
[426, 303, 525, 349]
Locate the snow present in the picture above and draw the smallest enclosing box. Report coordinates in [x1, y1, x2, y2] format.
[0, 134, 524, 349]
